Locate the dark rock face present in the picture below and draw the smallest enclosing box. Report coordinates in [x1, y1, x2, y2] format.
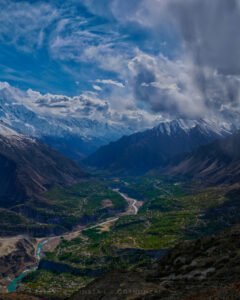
[0, 134, 86, 207]
[70, 226, 240, 300]
[167, 131, 240, 184]
[85, 120, 230, 174]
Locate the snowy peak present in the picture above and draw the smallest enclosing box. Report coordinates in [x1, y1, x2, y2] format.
[154, 119, 233, 137]
[0, 81, 157, 141]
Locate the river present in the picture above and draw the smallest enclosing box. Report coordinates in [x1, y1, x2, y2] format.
[7, 189, 141, 293]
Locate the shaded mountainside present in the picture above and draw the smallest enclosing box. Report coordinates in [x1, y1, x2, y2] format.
[167, 131, 240, 184]
[0, 130, 86, 207]
[85, 119, 232, 174]
[70, 225, 240, 300]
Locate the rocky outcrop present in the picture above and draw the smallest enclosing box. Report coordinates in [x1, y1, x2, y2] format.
[0, 237, 36, 281]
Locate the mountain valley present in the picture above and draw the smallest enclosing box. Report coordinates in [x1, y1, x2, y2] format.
[0, 120, 239, 300]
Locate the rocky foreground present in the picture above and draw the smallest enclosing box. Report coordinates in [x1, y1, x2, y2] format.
[70, 225, 240, 300]
[0, 225, 239, 299]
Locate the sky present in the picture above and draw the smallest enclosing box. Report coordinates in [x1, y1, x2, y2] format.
[1, 0, 240, 127]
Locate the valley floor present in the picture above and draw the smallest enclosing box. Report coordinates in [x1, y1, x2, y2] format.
[1, 176, 240, 299]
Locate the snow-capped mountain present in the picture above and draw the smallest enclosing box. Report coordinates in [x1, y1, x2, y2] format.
[85, 118, 233, 174]
[0, 82, 235, 164]
[154, 119, 233, 137]
[0, 82, 129, 139]
[0, 82, 158, 160]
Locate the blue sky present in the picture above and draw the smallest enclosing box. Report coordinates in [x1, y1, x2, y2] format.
[0, 0, 239, 125]
[0, 0, 178, 95]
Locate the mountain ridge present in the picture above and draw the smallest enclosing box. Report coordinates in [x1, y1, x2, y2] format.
[85, 119, 233, 174]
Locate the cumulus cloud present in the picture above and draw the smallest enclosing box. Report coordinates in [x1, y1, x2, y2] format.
[93, 0, 240, 122]
[128, 52, 206, 118]
[26, 88, 109, 118]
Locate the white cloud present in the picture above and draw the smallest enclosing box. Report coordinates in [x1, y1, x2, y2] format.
[95, 79, 125, 88]
[1, 0, 239, 125]
[128, 52, 208, 118]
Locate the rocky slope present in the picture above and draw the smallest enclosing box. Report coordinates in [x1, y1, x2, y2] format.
[86, 119, 232, 174]
[167, 130, 240, 184]
[71, 225, 240, 300]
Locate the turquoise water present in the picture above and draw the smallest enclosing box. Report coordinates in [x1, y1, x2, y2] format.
[36, 240, 47, 260]
[7, 240, 47, 293]
[7, 269, 35, 293]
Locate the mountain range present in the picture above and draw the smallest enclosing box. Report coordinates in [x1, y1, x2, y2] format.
[85, 119, 233, 174]
[0, 82, 151, 161]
